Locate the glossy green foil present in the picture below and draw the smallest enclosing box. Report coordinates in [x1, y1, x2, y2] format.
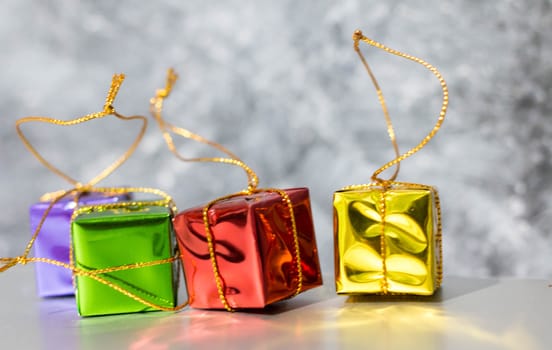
[71, 205, 176, 316]
[334, 185, 441, 295]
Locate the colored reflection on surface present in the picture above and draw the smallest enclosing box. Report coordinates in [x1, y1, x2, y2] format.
[14, 275, 541, 350]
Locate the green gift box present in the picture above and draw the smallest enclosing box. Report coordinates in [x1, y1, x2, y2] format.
[71, 204, 177, 317]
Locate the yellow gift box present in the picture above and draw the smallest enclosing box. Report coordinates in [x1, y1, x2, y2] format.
[333, 30, 449, 296]
[334, 183, 442, 295]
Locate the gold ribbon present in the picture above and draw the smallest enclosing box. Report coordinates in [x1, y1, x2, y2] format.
[345, 30, 449, 293]
[150, 69, 303, 311]
[1, 75, 187, 312]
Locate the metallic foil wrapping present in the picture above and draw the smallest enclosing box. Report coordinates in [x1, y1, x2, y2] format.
[29, 192, 130, 297]
[71, 204, 176, 316]
[175, 187, 322, 309]
[334, 184, 442, 295]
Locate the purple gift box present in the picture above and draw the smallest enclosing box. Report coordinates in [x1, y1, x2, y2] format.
[30, 191, 131, 297]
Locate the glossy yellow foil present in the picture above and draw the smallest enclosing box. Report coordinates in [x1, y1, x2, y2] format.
[334, 184, 441, 295]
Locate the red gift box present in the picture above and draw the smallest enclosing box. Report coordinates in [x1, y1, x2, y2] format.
[174, 187, 322, 309]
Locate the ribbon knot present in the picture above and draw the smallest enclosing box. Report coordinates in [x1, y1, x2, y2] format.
[103, 104, 116, 115]
[103, 73, 125, 112]
[352, 29, 363, 49]
[75, 183, 92, 192]
[0, 255, 28, 273]
[155, 68, 178, 100]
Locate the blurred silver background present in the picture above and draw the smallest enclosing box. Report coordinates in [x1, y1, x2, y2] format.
[1, 1, 551, 278]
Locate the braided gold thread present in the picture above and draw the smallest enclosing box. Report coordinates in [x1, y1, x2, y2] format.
[202, 197, 236, 312]
[70, 187, 177, 220]
[263, 188, 303, 296]
[433, 189, 443, 286]
[201, 188, 304, 311]
[76, 256, 178, 275]
[103, 74, 125, 111]
[352, 30, 448, 184]
[202, 193, 244, 312]
[150, 68, 259, 193]
[15, 74, 148, 188]
[353, 32, 400, 182]
[341, 181, 436, 192]
[378, 189, 389, 294]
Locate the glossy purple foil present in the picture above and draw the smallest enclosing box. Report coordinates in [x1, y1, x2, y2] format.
[29, 192, 131, 297]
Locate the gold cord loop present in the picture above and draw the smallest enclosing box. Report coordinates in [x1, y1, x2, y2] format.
[353, 30, 400, 184]
[15, 74, 148, 188]
[352, 30, 449, 184]
[150, 68, 259, 193]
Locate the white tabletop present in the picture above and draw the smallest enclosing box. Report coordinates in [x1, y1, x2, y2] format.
[1, 266, 550, 350]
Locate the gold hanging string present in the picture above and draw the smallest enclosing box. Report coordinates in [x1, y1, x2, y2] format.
[2, 75, 188, 312]
[352, 30, 449, 185]
[16, 74, 147, 190]
[377, 190, 389, 293]
[151, 69, 303, 311]
[353, 33, 400, 183]
[150, 68, 259, 194]
[0, 188, 72, 272]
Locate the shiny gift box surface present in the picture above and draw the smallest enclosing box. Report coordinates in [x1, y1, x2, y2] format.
[71, 204, 176, 316]
[175, 187, 322, 309]
[29, 192, 130, 297]
[334, 184, 442, 295]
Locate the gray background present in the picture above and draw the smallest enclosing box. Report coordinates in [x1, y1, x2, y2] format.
[0, 1, 551, 279]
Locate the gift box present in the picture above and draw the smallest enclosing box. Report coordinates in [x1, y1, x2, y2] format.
[71, 203, 177, 316]
[334, 183, 442, 295]
[175, 187, 322, 309]
[30, 192, 131, 297]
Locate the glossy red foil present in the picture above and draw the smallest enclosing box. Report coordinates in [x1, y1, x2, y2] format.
[174, 187, 322, 309]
